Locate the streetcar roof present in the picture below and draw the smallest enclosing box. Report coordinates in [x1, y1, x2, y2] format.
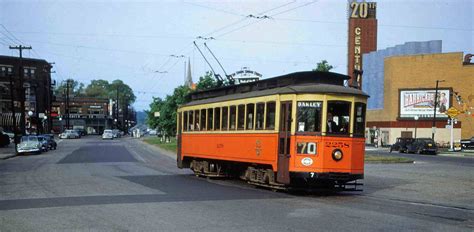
[182, 71, 368, 107]
[182, 83, 369, 107]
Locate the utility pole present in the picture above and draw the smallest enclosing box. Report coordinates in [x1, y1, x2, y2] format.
[9, 45, 32, 135]
[431, 80, 445, 141]
[65, 79, 71, 130]
[7, 71, 18, 154]
[116, 85, 120, 130]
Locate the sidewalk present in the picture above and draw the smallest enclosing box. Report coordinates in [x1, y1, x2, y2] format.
[437, 150, 474, 158]
[0, 145, 16, 160]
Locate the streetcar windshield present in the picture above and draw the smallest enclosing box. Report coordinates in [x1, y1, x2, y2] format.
[327, 101, 351, 135]
[296, 101, 322, 133]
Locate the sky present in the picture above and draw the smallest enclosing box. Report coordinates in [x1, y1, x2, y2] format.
[0, 0, 473, 111]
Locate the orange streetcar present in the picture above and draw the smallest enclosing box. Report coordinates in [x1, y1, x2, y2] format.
[177, 71, 368, 190]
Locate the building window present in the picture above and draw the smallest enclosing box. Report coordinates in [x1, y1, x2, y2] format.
[327, 101, 351, 135]
[265, 102, 276, 130]
[214, 107, 221, 131]
[237, 104, 245, 130]
[222, 107, 229, 130]
[296, 101, 322, 133]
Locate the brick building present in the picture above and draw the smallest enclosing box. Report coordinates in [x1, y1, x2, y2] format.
[364, 51, 474, 145]
[51, 97, 111, 134]
[0, 56, 53, 134]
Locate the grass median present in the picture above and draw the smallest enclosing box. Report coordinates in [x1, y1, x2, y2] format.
[365, 154, 414, 163]
[143, 136, 177, 153]
[142, 138, 413, 164]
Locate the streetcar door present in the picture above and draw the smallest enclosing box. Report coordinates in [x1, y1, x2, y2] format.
[277, 101, 292, 184]
[177, 112, 183, 168]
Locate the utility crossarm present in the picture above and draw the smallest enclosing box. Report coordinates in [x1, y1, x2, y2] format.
[193, 41, 224, 85]
[204, 43, 235, 85]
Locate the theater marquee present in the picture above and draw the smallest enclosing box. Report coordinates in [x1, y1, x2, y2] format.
[399, 89, 451, 118]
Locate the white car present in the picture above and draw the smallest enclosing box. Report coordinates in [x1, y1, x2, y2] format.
[59, 130, 80, 139]
[102, 129, 113, 140]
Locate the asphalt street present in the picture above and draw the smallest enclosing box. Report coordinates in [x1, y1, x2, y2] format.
[0, 136, 472, 231]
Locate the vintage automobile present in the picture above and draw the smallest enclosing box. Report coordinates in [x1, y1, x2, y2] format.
[59, 130, 80, 139]
[406, 138, 438, 155]
[390, 137, 415, 153]
[102, 129, 114, 140]
[460, 137, 474, 151]
[17, 135, 42, 154]
[37, 136, 49, 152]
[0, 131, 10, 148]
[41, 134, 57, 150]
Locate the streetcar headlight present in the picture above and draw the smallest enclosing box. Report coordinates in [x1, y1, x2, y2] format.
[332, 149, 343, 161]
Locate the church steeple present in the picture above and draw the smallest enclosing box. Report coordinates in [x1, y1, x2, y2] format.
[185, 57, 193, 88]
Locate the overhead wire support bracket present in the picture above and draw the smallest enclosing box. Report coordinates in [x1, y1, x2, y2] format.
[193, 41, 224, 86]
[204, 43, 235, 85]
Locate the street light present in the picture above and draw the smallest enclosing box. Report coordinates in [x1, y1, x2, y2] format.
[431, 80, 445, 141]
[27, 111, 33, 134]
[414, 115, 419, 139]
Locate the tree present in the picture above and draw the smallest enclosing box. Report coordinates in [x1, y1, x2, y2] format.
[82, 79, 136, 105]
[195, 71, 219, 91]
[54, 79, 85, 97]
[84, 79, 110, 98]
[313, 60, 334, 72]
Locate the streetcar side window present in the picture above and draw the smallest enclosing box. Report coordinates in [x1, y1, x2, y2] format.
[200, 109, 206, 131]
[353, 102, 366, 137]
[189, 111, 194, 131]
[255, 103, 265, 130]
[222, 107, 229, 130]
[246, 103, 255, 130]
[230, 106, 237, 130]
[183, 111, 188, 132]
[207, 108, 213, 131]
[195, 110, 200, 131]
[265, 102, 276, 130]
[237, 104, 245, 130]
[296, 101, 322, 133]
[214, 107, 221, 131]
[326, 101, 351, 135]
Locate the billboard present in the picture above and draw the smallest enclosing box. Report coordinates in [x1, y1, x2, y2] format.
[400, 89, 450, 118]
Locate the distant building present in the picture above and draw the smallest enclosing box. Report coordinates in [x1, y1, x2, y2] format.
[0, 56, 53, 134]
[51, 97, 110, 134]
[185, 58, 195, 89]
[365, 51, 474, 146]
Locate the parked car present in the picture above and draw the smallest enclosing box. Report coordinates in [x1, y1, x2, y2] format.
[41, 134, 57, 150]
[37, 136, 49, 152]
[406, 138, 438, 155]
[59, 130, 80, 139]
[102, 129, 114, 140]
[74, 128, 87, 136]
[460, 136, 474, 151]
[112, 129, 121, 138]
[17, 135, 42, 154]
[390, 137, 415, 153]
[0, 131, 10, 148]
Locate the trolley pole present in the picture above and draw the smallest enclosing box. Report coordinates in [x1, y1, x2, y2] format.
[9, 45, 32, 135]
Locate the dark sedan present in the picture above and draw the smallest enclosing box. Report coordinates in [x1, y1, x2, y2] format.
[406, 138, 438, 155]
[41, 134, 57, 150]
[390, 137, 415, 153]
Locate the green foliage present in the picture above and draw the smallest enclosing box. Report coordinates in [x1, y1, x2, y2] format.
[55, 79, 137, 105]
[195, 71, 219, 91]
[54, 79, 85, 97]
[313, 60, 334, 72]
[147, 72, 219, 136]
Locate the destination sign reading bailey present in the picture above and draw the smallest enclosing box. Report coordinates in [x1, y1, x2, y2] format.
[400, 89, 450, 118]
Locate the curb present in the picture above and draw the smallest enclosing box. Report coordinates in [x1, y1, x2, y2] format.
[0, 153, 16, 160]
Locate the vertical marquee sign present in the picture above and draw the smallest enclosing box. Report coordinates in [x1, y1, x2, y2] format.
[348, 0, 377, 89]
